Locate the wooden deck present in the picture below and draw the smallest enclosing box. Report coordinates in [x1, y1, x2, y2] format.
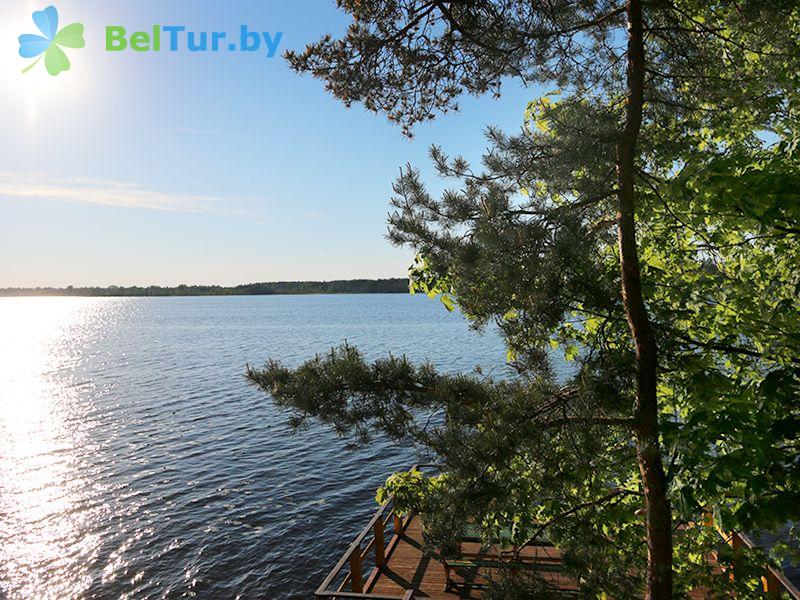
[313, 470, 800, 599]
[366, 515, 576, 598]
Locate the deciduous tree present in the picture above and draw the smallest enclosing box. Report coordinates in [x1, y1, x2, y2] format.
[248, 2, 800, 596]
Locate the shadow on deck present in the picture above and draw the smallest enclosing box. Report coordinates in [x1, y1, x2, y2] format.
[366, 514, 575, 599]
[313, 476, 800, 599]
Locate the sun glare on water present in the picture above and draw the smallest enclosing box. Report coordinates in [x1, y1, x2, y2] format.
[0, 297, 116, 598]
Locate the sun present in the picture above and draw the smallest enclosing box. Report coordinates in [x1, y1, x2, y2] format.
[0, 3, 90, 126]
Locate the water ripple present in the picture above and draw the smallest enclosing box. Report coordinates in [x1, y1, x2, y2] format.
[0, 295, 507, 598]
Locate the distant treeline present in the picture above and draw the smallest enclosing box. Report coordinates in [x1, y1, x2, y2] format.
[0, 278, 410, 297]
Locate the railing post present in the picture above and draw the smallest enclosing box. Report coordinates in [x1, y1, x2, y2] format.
[763, 569, 781, 597]
[402, 591, 415, 600]
[374, 521, 386, 567]
[349, 547, 363, 593]
[730, 531, 743, 580]
[702, 510, 714, 529]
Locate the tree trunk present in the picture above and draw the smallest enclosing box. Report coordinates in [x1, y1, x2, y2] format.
[616, 1, 673, 598]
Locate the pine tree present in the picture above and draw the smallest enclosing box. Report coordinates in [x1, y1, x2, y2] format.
[248, 2, 800, 596]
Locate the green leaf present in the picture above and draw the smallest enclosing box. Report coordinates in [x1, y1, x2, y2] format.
[44, 44, 71, 76]
[54, 23, 85, 49]
[439, 294, 455, 312]
[564, 345, 579, 361]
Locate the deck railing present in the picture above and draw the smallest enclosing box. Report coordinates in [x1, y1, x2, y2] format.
[314, 466, 427, 600]
[724, 530, 800, 599]
[316, 475, 800, 599]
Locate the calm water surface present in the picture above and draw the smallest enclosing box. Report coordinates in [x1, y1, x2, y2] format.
[0, 295, 507, 599]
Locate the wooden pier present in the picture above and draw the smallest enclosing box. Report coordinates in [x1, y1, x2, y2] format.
[366, 513, 577, 598]
[314, 481, 800, 599]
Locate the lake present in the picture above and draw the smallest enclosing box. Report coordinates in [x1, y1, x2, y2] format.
[0, 294, 508, 599]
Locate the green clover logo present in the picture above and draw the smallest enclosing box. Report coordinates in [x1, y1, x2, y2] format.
[18, 6, 85, 76]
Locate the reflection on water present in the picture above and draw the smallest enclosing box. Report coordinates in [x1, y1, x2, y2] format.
[0, 295, 508, 598]
[0, 298, 119, 598]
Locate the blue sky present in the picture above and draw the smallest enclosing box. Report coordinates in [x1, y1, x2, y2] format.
[0, 1, 541, 287]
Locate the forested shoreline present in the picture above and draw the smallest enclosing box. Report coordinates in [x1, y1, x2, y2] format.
[0, 278, 409, 297]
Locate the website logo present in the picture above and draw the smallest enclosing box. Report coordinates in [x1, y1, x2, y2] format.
[105, 26, 282, 57]
[15, 6, 282, 78]
[18, 5, 85, 76]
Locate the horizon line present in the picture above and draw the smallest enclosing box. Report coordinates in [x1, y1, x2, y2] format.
[0, 278, 413, 297]
[0, 276, 409, 290]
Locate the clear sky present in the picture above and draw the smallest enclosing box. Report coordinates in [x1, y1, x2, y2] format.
[0, 0, 541, 287]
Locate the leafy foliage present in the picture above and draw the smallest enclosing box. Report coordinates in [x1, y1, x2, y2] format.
[250, 1, 800, 596]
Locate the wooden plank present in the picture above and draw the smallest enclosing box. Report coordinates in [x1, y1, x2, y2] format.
[350, 550, 364, 593]
[359, 514, 799, 599]
[367, 515, 566, 599]
[375, 521, 386, 568]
